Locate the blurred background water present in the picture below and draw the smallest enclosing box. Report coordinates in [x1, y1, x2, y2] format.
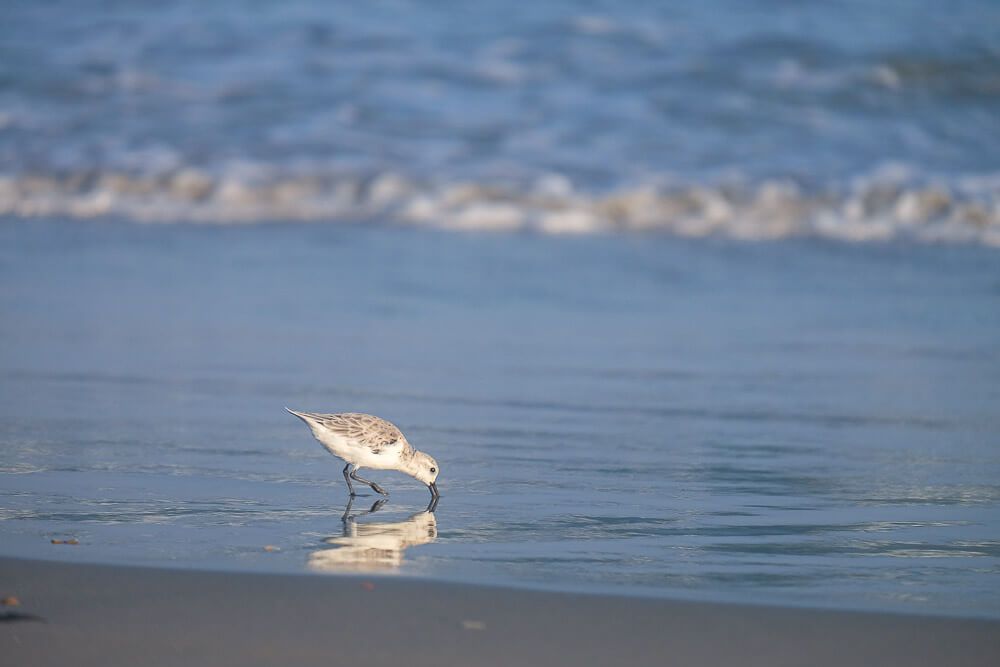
[1, 0, 1000, 618]
[1, 0, 999, 241]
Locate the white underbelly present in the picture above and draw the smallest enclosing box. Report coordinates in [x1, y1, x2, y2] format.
[314, 430, 395, 469]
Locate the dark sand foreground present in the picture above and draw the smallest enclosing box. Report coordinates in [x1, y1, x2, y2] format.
[1, 557, 997, 666]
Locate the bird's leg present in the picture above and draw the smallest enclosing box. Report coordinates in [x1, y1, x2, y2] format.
[349, 468, 389, 497]
[342, 463, 357, 497]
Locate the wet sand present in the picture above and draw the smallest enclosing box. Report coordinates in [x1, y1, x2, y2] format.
[1, 557, 997, 666]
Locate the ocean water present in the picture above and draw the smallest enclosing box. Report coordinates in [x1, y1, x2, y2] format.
[1, 221, 999, 618]
[1, 0, 999, 242]
[1, 0, 1000, 618]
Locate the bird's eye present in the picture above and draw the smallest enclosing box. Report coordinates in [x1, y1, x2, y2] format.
[430, 467, 436, 473]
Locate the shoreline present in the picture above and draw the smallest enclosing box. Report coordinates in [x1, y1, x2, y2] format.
[2, 557, 998, 666]
[2, 549, 997, 622]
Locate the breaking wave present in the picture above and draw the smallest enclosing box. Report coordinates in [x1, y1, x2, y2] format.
[2, 166, 999, 247]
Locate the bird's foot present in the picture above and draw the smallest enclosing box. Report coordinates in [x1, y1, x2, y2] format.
[371, 483, 389, 497]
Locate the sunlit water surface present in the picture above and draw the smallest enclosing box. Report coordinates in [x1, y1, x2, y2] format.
[1, 221, 999, 617]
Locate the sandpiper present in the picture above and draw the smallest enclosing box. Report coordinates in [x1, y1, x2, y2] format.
[286, 409, 440, 499]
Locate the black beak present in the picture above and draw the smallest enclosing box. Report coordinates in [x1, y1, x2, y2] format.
[428, 482, 439, 499]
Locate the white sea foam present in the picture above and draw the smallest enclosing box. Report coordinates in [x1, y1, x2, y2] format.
[1, 167, 998, 247]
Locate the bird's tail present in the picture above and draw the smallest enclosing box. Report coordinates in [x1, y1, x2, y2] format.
[285, 407, 317, 423]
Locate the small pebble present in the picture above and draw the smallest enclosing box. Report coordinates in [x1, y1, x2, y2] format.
[360, 581, 376, 592]
[263, 545, 279, 552]
[461, 620, 487, 631]
[1, 596, 20, 607]
[50, 538, 79, 545]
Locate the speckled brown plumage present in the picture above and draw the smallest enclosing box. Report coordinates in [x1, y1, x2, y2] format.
[293, 412, 411, 456]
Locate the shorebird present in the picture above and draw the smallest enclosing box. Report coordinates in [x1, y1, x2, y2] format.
[286, 409, 440, 499]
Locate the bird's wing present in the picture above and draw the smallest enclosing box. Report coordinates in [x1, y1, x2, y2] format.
[310, 412, 410, 454]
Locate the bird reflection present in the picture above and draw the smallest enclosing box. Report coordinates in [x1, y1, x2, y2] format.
[308, 496, 439, 573]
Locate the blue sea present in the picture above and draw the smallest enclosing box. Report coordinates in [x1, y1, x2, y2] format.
[1, 1, 999, 618]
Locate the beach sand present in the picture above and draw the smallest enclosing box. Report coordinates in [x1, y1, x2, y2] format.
[1, 557, 997, 666]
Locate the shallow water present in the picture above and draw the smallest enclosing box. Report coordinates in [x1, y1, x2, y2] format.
[1, 220, 999, 617]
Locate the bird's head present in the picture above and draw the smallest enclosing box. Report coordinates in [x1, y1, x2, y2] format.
[408, 451, 440, 497]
